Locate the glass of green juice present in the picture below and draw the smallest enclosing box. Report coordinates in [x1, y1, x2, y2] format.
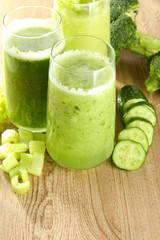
[55, 0, 110, 43]
[46, 35, 116, 170]
[3, 6, 63, 132]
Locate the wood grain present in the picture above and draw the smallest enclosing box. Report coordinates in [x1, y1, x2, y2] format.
[0, 0, 160, 239]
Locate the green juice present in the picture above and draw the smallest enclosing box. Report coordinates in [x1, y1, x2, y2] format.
[46, 50, 116, 169]
[4, 19, 62, 131]
[56, 0, 110, 43]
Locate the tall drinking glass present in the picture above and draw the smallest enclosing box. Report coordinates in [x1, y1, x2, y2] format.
[3, 6, 63, 132]
[46, 35, 116, 170]
[55, 0, 110, 43]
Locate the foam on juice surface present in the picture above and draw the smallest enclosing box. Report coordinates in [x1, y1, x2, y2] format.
[50, 49, 115, 95]
[4, 18, 61, 61]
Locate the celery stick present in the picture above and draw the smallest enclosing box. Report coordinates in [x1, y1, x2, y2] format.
[19, 153, 33, 170]
[1, 153, 18, 173]
[9, 166, 29, 182]
[11, 175, 30, 194]
[11, 143, 28, 153]
[28, 152, 44, 176]
[0, 143, 12, 159]
[29, 140, 45, 155]
[18, 128, 33, 146]
[1, 129, 19, 145]
[34, 132, 46, 142]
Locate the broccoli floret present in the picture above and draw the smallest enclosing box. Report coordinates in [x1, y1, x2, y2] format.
[110, 0, 139, 23]
[110, 0, 139, 63]
[144, 52, 160, 93]
[111, 13, 137, 63]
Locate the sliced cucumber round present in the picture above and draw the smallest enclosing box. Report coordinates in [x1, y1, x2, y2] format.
[112, 140, 146, 171]
[126, 118, 154, 146]
[125, 101, 156, 115]
[123, 98, 146, 114]
[117, 85, 148, 115]
[117, 127, 149, 153]
[123, 105, 157, 127]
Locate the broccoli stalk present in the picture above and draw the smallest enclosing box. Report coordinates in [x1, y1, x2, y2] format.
[129, 31, 160, 57]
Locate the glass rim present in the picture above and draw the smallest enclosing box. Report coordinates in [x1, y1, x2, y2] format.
[63, 0, 105, 6]
[2, 5, 62, 39]
[51, 35, 115, 74]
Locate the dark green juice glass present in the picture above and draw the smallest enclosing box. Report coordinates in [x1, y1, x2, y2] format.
[3, 6, 63, 132]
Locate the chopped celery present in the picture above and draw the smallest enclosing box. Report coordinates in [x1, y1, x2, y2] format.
[34, 132, 46, 142]
[11, 143, 28, 153]
[1, 153, 18, 173]
[1, 129, 19, 145]
[19, 153, 33, 170]
[28, 152, 44, 176]
[11, 175, 30, 194]
[18, 128, 33, 146]
[29, 140, 45, 155]
[0, 143, 12, 159]
[9, 165, 29, 182]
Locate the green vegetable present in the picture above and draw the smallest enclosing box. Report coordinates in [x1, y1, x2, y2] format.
[112, 140, 146, 171]
[123, 104, 157, 127]
[110, 0, 160, 92]
[112, 85, 157, 171]
[27, 152, 44, 176]
[117, 127, 149, 153]
[0, 153, 18, 173]
[10, 167, 30, 194]
[0, 143, 12, 159]
[117, 85, 148, 115]
[29, 140, 45, 155]
[19, 153, 34, 170]
[110, 0, 139, 63]
[126, 118, 154, 146]
[1, 129, 19, 145]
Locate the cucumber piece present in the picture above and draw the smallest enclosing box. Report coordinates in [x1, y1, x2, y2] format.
[123, 98, 146, 114]
[126, 118, 154, 146]
[117, 127, 149, 153]
[117, 85, 148, 115]
[123, 105, 157, 127]
[125, 101, 156, 115]
[112, 140, 146, 171]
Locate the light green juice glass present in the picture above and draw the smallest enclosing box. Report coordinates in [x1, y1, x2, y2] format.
[55, 0, 110, 43]
[46, 36, 116, 170]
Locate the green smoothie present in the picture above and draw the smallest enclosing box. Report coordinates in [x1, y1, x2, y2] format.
[46, 50, 116, 169]
[4, 18, 63, 131]
[56, 0, 110, 43]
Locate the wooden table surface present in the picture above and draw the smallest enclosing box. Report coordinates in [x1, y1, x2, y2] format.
[0, 0, 160, 239]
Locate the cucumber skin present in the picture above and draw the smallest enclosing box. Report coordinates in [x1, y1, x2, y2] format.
[112, 140, 146, 171]
[117, 85, 148, 115]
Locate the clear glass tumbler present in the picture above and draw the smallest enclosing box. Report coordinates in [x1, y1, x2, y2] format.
[3, 6, 63, 132]
[55, 0, 110, 43]
[46, 35, 116, 170]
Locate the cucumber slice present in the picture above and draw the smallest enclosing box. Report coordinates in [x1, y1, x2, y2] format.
[125, 101, 156, 115]
[117, 85, 148, 115]
[123, 98, 146, 114]
[112, 140, 146, 171]
[126, 118, 154, 146]
[123, 105, 157, 127]
[117, 127, 149, 153]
